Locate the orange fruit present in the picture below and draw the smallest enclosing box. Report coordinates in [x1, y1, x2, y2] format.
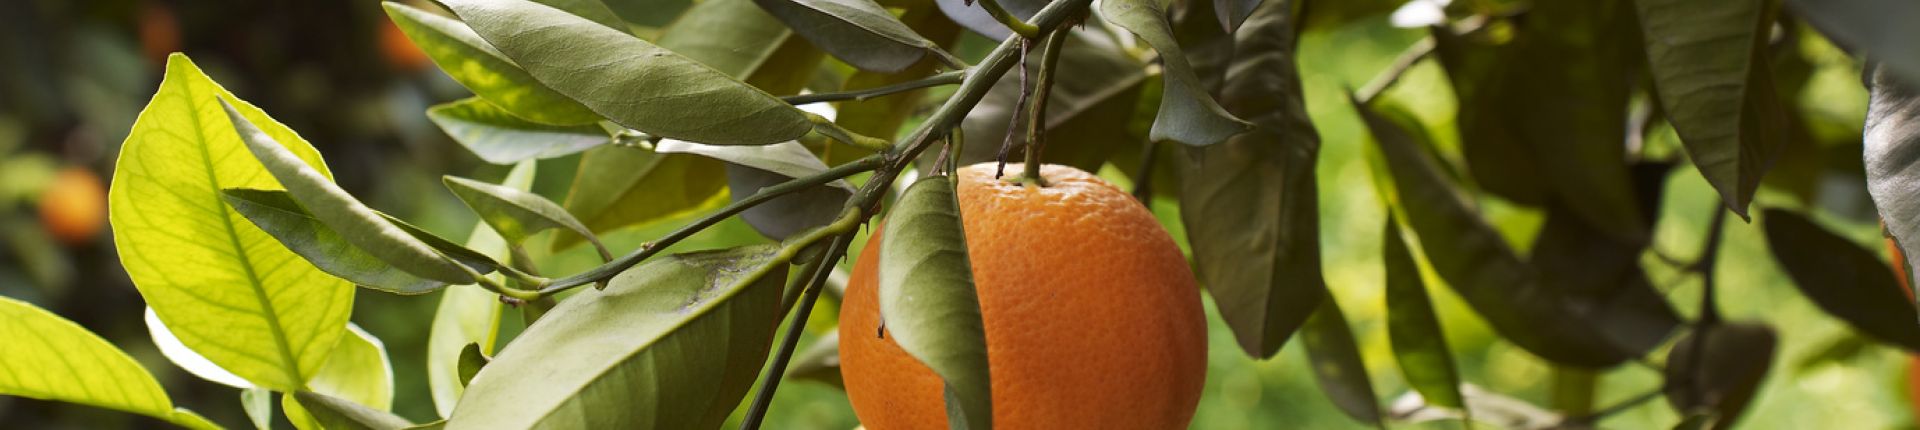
[39, 167, 108, 245]
[839, 163, 1207, 429]
[138, 2, 179, 66]
[380, 18, 431, 72]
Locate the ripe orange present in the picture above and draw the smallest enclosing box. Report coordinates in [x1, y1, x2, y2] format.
[380, 18, 431, 72]
[839, 163, 1207, 429]
[39, 167, 108, 245]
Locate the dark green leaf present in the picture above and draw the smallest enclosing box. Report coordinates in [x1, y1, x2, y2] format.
[879, 175, 991, 430]
[440, 0, 811, 144]
[1179, 0, 1324, 358]
[1104, 0, 1252, 147]
[1636, 0, 1786, 218]
[950, 30, 1147, 172]
[1212, 0, 1262, 33]
[1297, 0, 1401, 33]
[1382, 219, 1464, 409]
[426, 98, 610, 164]
[1526, 163, 1682, 357]
[1356, 94, 1656, 367]
[1432, 1, 1646, 241]
[1783, 0, 1920, 84]
[223, 99, 474, 284]
[1865, 66, 1920, 298]
[754, 0, 948, 72]
[382, 2, 600, 126]
[1664, 322, 1777, 430]
[834, 6, 962, 160]
[457, 343, 489, 386]
[443, 175, 611, 261]
[786, 332, 844, 389]
[222, 188, 482, 294]
[293, 391, 414, 430]
[1761, 208, 1920, 350]
[448, 246, 787, 428]
[1301, 299, 1382, 426]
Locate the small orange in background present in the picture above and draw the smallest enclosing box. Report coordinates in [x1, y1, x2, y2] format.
[39, 167, 108, 245]
[379, 16, 431, 73]
[138, 2, 180, 67]
[839, 163, 1208, 429]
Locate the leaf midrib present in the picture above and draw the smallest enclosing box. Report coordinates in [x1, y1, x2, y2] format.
[186, 81, 306, 387]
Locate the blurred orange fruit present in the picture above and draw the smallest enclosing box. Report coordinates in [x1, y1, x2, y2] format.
[839, 163, 1207, 429]
[39, 167, 107, 245]
[138, 2, 180, 66]
[380, 17, 431, 72]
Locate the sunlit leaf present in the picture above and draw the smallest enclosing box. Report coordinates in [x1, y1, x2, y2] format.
[1382, 219, 1464, 410]
[754, 0, 949, 72]
[110, 54, 352, 391]
[426, 97, 609, 164]
[1636, 0, 1785, 217]
[1300, 299, 1382, 426]
[444, 175, 611, 261]
[441, 0, 811, 144]
[1180, 0, 1324, 358]
[878, 175, 992, 430]
[1104, 0, 1252, 147]
[448, 246, 788, 428]
[292, 391, 413, 430]
[382, 2, 601, 126]
[307, 325, 395, 412]
[0, 297, 219, 429]
[1664, 322, 1777, 430]
[242, 388, 271, 430]
[426, 161, 529, 417]
[1762, 208, 1920, 350]
[221, 189, 491, 294]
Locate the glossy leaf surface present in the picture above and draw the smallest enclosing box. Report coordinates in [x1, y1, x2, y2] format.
[878, 175, 992, 430]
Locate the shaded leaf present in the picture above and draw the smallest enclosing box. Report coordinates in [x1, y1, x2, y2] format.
[1356, 94, 1659, 367]
[1664, 322, 1777, 430]
[1104, 0, 1252, 147]
[1382, 219, 1464, 409]
[442, 0, 811, 144]
[448, 246, 788, 428]
[1762, 208, 1920, 350]
[1865, 66, 1920, 298]
[293, 391, 413, 430]
[1180, 0, 1323, 358]
[1525, 163, 1682, 357]
[754, 0, 947, 72]
[833, 6, 962, 155]
[1301, 298, 1382, 425]
[879, 175, 992, 430]
[934, 0, 1040, 39]
[786, 332, 844, 389]
[444, 175, 610, 261]
[0, 297, 218, 429]
[1782, 0, 1920, 84]
[1298, 0, 1402, 33]
[221, 188, 491, 294]
[382, 2, 600, 125]
[1636, 0, 1785, 217]
[224, 99, 473, 284]
[425, 97, 609, 164]
[110, 54, 352, 391]
[1213, 0, 1262, 34]
[457, 344, 489, 386]
[426, 161, 530, 417]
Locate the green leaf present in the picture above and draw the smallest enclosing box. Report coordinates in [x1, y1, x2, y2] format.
[557, 146, 726, 250]
[658, 0, 796, 78]
[1636, 0, 1786, 218]
[1297, 0, 1401, 33]
[1783, 0, 1920, 84]
[1664, 322, 1777, 430]
[444, 175, 611, 260]
[1761, 209, 1920, 350]
[220, 188, 492, 294]
[1355, 94, 1656, 367]
[110, 54, 353, 391]
[1179, 0, 1324, 358]
[534, 0, 628, 31]
[655, 139, 853, 239]
[382, 2, 601, 126]
[1382, 219, 1464, 410]
[441, 0, 811, 144]
[457, 343, 490, 386]
[1212, 0, 1262, 33]
[0, 297, 219, 429]
[934, 0, 1040, 39]
[878, 175, 992, 430]
[1431, 1, 1646, 241]
[427, 162, 530, 417]
[223, 99, 474, 284]
[786, 332, 844, 389]
[292, 391, 414, 430]
[953, 30, 1148, 172]
[1104, 0, 1251, 147]
[754, 0, 948, 72]
[1865, 66, 1920, 298]
[1525, 162, 1682, 356]
[448, 246, 789, 428]
[425, 97, 610, 164]
[308, 325, 395, 412]
[1300, 299, 1382, 426]
[242, 388, 271, 430]
[145, 307, 254, 389]
[834, 6, 962, 153]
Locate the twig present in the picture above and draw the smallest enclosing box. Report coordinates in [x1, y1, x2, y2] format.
[739, 233, 853, 430]
[783, 71, 966, 105]
[1023, 29, 1068, 187]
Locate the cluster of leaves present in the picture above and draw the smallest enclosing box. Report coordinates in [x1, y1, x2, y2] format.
[5, 0, 1920, 429]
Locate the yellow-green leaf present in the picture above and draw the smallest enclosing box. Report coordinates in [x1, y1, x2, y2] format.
[0, 297, 220, 430]
[382, 2, 601, 126]
[427, 161, 531, 417]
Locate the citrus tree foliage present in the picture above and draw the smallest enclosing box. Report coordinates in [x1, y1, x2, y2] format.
[6, 0, 1920, 428]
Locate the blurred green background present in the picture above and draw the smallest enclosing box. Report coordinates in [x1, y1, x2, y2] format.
[0, 0, 1907, 429]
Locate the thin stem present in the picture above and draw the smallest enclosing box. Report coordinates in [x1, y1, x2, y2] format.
[1354, 37, 1434, 105]
[808, 114, 893, 152]
[740, 233, 852, 430]
[976, 0, 1040, 38]
[538, 155, 884, 293]
[997, 38, 1034, 179]
[784, 71, 965, 105]
[1023, 29, 1068, 187]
